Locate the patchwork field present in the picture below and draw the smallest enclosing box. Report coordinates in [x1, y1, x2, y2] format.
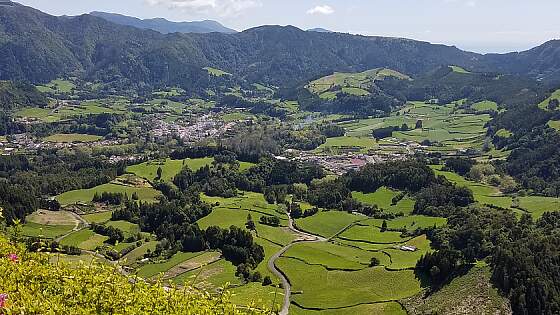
[432, 165, 560, 218]
[307, 68, 409, 99]
[337, 102, 491, 153]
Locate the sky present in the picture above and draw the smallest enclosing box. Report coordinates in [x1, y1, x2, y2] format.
[15, 0, 560, 54]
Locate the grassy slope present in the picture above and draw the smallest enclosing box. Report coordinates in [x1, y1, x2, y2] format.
[402, 264, 510, 315]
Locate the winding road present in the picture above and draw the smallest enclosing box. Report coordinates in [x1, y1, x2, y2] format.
[266, 212, 328, 315]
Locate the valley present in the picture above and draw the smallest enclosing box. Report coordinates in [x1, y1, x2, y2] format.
[1, 3, 560, 315]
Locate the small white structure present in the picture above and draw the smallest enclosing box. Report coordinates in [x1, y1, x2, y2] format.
[400, 245, 417, 252]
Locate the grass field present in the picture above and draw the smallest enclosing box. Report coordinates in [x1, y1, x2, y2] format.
[222, 112, 255, 122]
[518, 196, 560, 218]
[339, 225, 407, 244]
[538, 88, 560, 110]
[472, 101, 498, 112]
[204, 67, 231, 77]
[352, 187, 415, 214]
[27, 210, 78, 226]
[105, 220, 140, 236]
[137, 251, 204, 278]
[121, 241, 158, 265]
[295, 211, 364, 238]
[56, 183, 161, 206]
[283, 241, 386, 270]
[450, 65, 471, 74]
[548, 120, 560, 131]
[82, 211, 113, 224]
[44, 133, 103, 143]
[337, 102, 490, 153]
[291, 302, 406, 315]
[229, 282, 281, 311]
[127, 158, 214, 182]
[496, 129, 513, 138]
[36, 79, 76, 93]
[60, 229, 95, 247]
[278, 257, 421, 309]
[19, 222, 75, 239]
[172, 258, 240, 287]
[307, 68, 409, 96]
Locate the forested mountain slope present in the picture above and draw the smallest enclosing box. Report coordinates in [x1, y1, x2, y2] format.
[3, 2, 560, 89]
[90, 11, 236, 34]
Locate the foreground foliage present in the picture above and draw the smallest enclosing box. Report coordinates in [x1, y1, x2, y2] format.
[0, 235, 265, 314]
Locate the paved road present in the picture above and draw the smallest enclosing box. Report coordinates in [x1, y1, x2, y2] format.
[267, 212, 326, 315]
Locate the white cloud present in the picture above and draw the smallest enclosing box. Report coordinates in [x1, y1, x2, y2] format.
[145, 0, 261, 17]
[307, 5, 335, 15]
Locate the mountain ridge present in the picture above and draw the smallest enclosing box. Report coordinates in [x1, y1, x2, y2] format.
[90, 11, 237, 34]
[2, 3, 560, 88]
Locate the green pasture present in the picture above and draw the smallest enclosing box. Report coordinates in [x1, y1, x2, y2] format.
[121, 241, 158, 265]
[19, 222, 75, 239]
[173, 258, 241, 290]
[295, 210, 364, 238]
[283, 241, 386, 270]
[472, 101, 498, 112]
[204, 67, 231, 77]
[450, 66, 471, 74]
[278, 257, 421, 309]
[56, 183, 161, 206]
[291, 302, 406, 315]
[538, 88, 560, 110]
[126, 158, 214, 182]
[352, 187, 415, 214]
[36, 79, 76, 93]
[339, 225, 407, 244]
[307, 68, 409, 96]
[496, 129, 512, 138]
[82, 212, 113, 224]
[548, 120, 560, 131]
[137, 251, 204, 278]
[60, 229, 95, 247]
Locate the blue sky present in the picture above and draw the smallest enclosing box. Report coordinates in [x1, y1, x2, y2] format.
[16, 0, 560, 53]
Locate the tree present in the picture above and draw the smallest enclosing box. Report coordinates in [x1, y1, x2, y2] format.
[369, 257, 380, 267]
[548, 99, 559, 110]
[381, 220, 388, 232]
[246, 214, 256, 231]
[262, 276, 272, 286]
[156, 167, 163, 180]
[415, 120, 423, 129]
